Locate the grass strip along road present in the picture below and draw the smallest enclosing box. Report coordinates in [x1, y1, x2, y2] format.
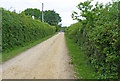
[65, 34, 97, 79]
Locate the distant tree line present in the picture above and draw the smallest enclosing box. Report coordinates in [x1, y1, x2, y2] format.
[21, 8, 62, 26]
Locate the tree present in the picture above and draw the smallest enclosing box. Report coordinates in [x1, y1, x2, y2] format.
[21, 9, 62, 26]
[72, 0, 103, 25]
[21, 8, 42, 20]
[44, 10, 62, 26]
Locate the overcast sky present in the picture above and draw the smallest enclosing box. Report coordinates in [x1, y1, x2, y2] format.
[0, 0, 113, 26]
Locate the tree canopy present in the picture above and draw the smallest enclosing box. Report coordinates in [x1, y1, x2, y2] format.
[21, 9, 62, 26]
[21, 8, 42, 20]
[44, 10, 62, 26]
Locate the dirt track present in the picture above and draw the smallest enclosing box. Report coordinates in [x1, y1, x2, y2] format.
[0, 32, 74, 79]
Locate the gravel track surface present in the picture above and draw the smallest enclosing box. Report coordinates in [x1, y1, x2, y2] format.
[0, 32, 74, 79]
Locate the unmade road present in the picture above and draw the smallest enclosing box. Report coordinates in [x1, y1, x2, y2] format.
[0, 32, 74, 79]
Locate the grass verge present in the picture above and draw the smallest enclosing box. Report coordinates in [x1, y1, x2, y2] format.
[65, 34, 97, 79]
[2, 33, 56, 63]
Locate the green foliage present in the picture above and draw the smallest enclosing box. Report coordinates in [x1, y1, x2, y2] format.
[65, 34, 96, 79]
[55, 24, 67, 32]
[2, 8, 56, 53]
[2, 34, 55, 62]
[22, 9, 62, 26]
[21, 8, 42, 20]
[67, 0, 119, 79]
[44, 10, 62, 26]
[0, 8, 2, 53]
[55, 24, 62, 32]
[59, 26, 67, 32]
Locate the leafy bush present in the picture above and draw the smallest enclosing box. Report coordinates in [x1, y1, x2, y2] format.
[2, 8, 56, 52]
[66, 0, 119, 79]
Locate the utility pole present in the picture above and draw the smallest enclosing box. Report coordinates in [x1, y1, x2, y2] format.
[42, 3, 44, 23]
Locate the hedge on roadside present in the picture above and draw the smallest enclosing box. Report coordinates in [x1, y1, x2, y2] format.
[66, 1, 119, 79]
[2, 8, 56, 52]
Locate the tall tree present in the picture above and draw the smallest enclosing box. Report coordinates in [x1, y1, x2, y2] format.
[21, 8, 42, 20]
[44, 10, 62, 26]
[21, 9, 62, 26]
